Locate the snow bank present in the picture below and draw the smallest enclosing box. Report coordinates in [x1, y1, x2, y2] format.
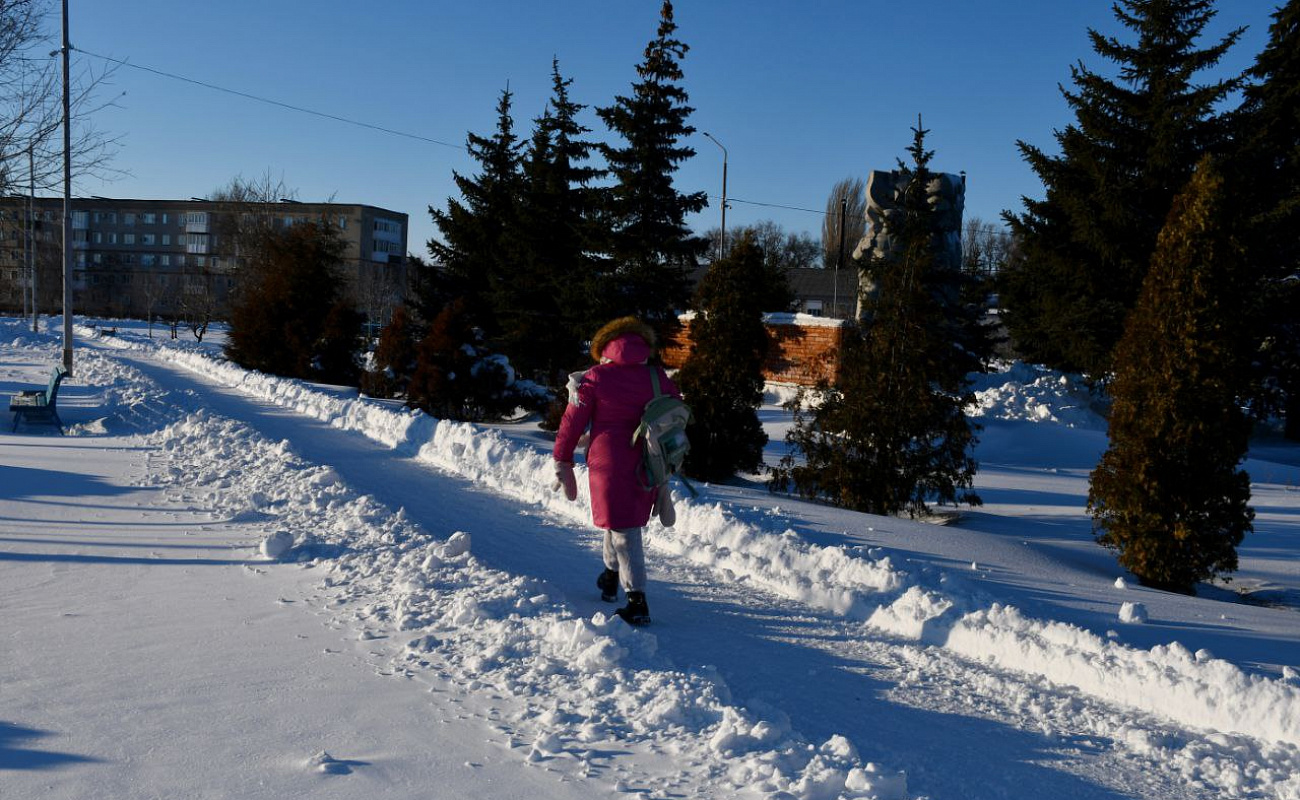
[966, 360, 1105, 429]
[870, 588, 1300, 746]
[88, 327, 1300, 754]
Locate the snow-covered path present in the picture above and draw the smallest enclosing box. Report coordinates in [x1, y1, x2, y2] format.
[0, 428, 591, 800]
[4, 322, 1300, 799]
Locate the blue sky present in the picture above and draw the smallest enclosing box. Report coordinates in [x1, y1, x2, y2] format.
[68, 1, 1275, 256]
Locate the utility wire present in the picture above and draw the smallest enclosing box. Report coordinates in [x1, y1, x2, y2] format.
[75, 47, 467, 152]
[76, 47, 933, 226]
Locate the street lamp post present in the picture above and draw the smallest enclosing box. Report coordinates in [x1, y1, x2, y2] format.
[60, 0, 73, 375]
[702, 132, 727, 260]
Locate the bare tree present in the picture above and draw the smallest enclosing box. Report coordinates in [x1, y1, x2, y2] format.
[961, 216, 1017, 276]
[137, 269, 163, 338]
[821, 176, 866, 269]
[704, 220, 820, 272]
[0, 1, 124, 197]
[179, 258, 223, 341]
[352, 261, 406, 331]
[208, 170, 298, 284]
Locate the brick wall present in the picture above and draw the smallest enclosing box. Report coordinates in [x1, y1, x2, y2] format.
[661, 313, 846, 386]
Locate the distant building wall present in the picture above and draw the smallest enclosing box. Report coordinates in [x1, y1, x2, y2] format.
[660, 312, 848, 386]
[0, 197, 409, 321]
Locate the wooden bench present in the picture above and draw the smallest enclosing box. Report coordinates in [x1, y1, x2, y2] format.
[9, 366, 67, 434]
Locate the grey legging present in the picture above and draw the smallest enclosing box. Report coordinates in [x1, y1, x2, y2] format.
[603, 527, 646, 593]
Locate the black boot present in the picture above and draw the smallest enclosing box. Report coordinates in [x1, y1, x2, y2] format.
[615, 591, 650, 626]
[596, 568, 620, 603]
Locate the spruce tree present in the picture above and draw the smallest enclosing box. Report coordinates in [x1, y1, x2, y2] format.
[363, 304, 418, 398]
[1088, 159, 1254, 593]
[774, 123, 980, 517]
[427, 88, 522, 335]
[597, 0, 708, 324]
[1234, 1, 1300, 438]
[314, 301, 365, 386]
[677, 234, 780, 482]
[225, 221, 353, 381]
[1002, 0, 1243, 377]
[495, 60, 604, 383]
[407, 298, 522, 423]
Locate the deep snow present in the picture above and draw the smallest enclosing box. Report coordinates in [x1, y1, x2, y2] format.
[2, 316, 1298, 799]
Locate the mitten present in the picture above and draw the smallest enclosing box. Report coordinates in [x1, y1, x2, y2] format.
[553, 461, 578, 501]
[653, 483, 676, 528]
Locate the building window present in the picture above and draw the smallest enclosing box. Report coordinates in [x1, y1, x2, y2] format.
[141, 254, 156, 266]
[123, 213, 136, 225]
[92, 211, 103, 223]
[143, 213, 156, 224]
[93, 232, 102, 244]
[162, 234, 171, 245]
[107, 232, 117, 244]
[176, 255, 186, 267]
[141, 234, 155, 245]
[804, 299, 824, 317]
[92, 253, 102, 264]
[337, 216, 348, 230]
[161, 213, 169, 225]
[123, 233, 136, 245]
[160, 254, 170, 266]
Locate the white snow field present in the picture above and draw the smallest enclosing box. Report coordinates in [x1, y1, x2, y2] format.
[2, 315, 1299, 800]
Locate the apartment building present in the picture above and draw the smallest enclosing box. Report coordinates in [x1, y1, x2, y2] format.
[0, 197, 409, 322]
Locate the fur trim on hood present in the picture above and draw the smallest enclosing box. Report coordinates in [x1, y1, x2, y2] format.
[590, 316, 656, 362]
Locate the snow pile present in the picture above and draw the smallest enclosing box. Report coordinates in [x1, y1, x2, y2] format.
[870, 588, 1300, 747]
[138, 409, 909, 799]
[967, 361, 1105, 429]
[1119, 601, 1148, 624]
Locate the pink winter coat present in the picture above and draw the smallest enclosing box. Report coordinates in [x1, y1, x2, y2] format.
[554, 333, 681, 530]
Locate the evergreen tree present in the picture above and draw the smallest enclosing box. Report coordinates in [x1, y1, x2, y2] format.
[407, 298, 523, 423]
[1234, 1, 1300, 438]
[704, 220, 809, 312]
[1088, 159, 1253, 593]
[596, 0, 708, 324]
[427, 88, 522, 335]
[362, 304, 418, 398]
[495, 60, 605, 383]
[314, 301, 365, 386]
[677, 233, 780, 482]
[774, 123, 981, 517]
[225, 221, 354, 381]
[1002, 0, 1243, 377]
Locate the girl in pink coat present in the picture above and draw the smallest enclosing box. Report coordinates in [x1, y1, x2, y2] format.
[553, 317, 680, 625]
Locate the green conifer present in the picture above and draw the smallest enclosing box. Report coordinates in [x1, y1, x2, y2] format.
[363, 304, 418, 398]
[1002, 0, 1243, 377]
[1088, 159, 1254, 593]
[495, 61, 604, 383]
[596, 0, 708, 324]
[225, 221, 352, 381]
[677, 233, 781, 482]
[774, 122, 980, 517]
[407, 298, 523, 423]
[427, 88, 522, 335]
[1234, 0, 1300, 438]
